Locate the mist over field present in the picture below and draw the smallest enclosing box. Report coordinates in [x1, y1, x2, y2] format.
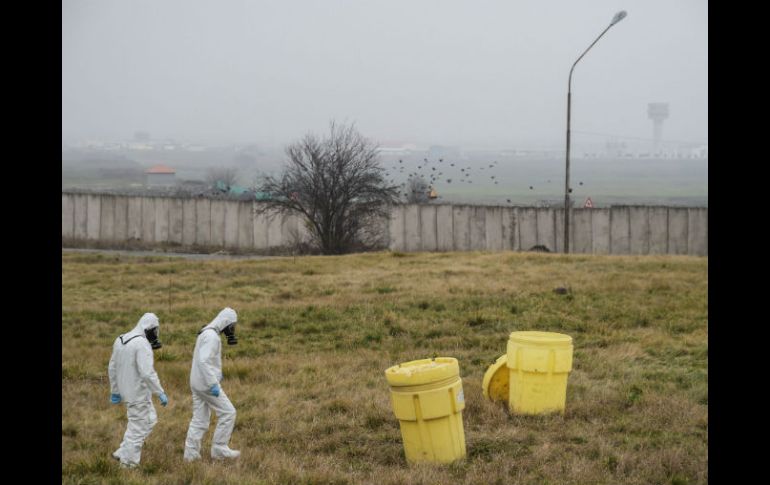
[63, 0, 707, 207]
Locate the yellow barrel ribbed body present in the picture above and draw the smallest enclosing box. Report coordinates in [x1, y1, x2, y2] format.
[507, 331, 573, 415]
[385, 357, 466, 464]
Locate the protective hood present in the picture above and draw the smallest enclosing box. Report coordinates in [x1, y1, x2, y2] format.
[121, 313, 161, 348]
[126, 313, 159, 338]
[202, 307, 238, 334]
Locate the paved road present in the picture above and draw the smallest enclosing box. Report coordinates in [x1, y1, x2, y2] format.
[62, 248, 284, 261]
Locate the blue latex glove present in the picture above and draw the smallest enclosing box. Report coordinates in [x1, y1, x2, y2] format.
[110, 393, 121, 404]
[210, 384, 221, 397]
[159, 392, 168, 407]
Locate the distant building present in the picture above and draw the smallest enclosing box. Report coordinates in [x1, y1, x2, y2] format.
[145, 165, 176, 186]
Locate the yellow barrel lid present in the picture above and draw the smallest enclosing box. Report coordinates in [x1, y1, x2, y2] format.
[482, 354, 509, 403]
[509, 331, 572, 347]
[385, 357, 459, 387]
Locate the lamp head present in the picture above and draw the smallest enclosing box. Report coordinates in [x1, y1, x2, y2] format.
[610, 10, 627, 26]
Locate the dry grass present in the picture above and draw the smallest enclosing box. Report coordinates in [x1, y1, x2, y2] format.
[62, 250, 707, 485]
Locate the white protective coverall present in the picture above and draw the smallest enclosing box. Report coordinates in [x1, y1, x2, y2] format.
[108, 313, 166, 467]
[184, 307, 240, 461]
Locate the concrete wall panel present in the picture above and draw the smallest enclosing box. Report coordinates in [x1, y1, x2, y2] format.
[182, 199, 197, 246]
[452, 206, 471, 251]
[99, 195, 115, 241]
[73, 194, 89, 239]
[518, 208, 538, 251]
[648, 207, 668, 254]
[629, 206, 650, 255]
[168, 198, 184, 244]
[502, 207, 516, 251]
[210, 200, 226, 247]
[253, 207, 269, 250]
[224, 201, 240, 248]
[485, 206, 503, 251]
[113, 196, 128, 241]
[469, 206, 486, 251]
[591, 209, 610, 254]
[610, 207, 631, 254]
[195, 199, 211, 246]
[536, 208, 555, 252]
[404, 205, 421, 252]
[86, 195, 101, 240]
[237, 202, 254, 249]
[281, 213, 300, 248]
[688, 208, 708, 256]
[388, 205, 405, 251]
[266, 211, 283, 248]
[127, 197, 143, 240]
[668, 208, 688, 255]
[62, 194, 75, 238]
[420, 205, 437, 251]
[154, 197, 170, 243]
[571, 209, 593, 254]
[141, 198, 156, 242]
[436, 205, 454, 251]
[555, 209, 565, 254]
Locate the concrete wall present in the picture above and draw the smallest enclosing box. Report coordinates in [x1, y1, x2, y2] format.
[384, 203, 706, 257]
[62, 193, 707, 256]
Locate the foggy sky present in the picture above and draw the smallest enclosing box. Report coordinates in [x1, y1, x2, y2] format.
[62, 0, 707, 148]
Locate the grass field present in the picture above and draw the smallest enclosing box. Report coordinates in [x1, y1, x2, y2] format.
[62, 250, 707, 485]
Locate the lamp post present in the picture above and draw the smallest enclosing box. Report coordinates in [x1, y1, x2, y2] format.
[564, 10, 627, 253]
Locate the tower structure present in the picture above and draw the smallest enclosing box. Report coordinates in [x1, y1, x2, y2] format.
[647, 103, 669, 153]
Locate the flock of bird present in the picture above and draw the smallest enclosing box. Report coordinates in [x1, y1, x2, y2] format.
[383, 157, 584, 204]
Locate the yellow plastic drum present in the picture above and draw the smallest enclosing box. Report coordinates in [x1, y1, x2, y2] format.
[385, 357, 466, 464]
[507, 331, 573, 415]
[482, 354, 509, 403]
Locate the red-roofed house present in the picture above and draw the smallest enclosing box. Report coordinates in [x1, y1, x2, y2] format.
[145, 164, 176, 187]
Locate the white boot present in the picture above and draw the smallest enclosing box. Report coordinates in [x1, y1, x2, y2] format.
[211, 445, 241, 460]
[183, 449, 202, 462]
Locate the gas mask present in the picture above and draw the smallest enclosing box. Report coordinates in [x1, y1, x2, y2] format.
[145, 326, 162, 349]
[222, 323, 238, 345]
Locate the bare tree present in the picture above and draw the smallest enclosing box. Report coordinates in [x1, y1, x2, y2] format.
[405, 175, 431, 204]
[205, 167, 239, 188]
[255, 122, 399, 254]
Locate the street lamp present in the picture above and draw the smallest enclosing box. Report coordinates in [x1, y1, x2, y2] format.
[564, 10, 627, 253]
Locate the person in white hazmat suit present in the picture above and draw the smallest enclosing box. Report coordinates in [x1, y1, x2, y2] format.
[183, 307, 241, 461]
[108, 313, 168, 468]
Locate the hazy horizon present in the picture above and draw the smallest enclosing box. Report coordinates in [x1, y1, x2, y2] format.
[62, 0, 707, 150]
